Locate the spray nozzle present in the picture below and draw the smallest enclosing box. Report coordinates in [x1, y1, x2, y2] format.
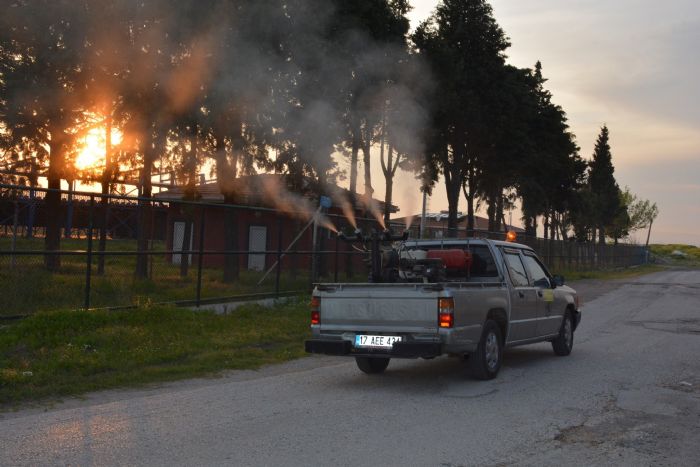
[380, 228, 409, 242]
[338, 228, 364, 242]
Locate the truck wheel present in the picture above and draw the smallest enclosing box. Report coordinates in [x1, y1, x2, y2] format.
[355, 357, 390, 374]
[552, 311, 574, 356]
[470, 320, 503, 380]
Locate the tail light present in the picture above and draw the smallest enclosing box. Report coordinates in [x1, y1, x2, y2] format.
[438, 297, 454, 328]
[575, 295, 582, 310]
[311, 296, 321, 325]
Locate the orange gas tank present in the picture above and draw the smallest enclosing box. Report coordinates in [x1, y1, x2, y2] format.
[425, 249, 472, 272]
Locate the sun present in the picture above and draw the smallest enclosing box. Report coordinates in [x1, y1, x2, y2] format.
[75, 127, 123, 170]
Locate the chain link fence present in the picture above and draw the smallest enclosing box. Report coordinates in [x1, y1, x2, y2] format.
[1, 183, 648, 317]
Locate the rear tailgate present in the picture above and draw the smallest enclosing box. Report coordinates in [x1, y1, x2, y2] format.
[316, 283, 441, 333]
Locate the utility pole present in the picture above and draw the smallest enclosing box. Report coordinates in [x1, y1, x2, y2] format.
[644, 218, 654, 263]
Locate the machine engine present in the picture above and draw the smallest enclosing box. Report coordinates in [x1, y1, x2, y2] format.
[338, 228, 473, 283]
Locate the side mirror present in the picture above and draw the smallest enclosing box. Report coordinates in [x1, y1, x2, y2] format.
[552, 275, 565, 287]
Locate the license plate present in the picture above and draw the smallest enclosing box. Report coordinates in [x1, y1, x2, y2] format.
[354, 334, 402, 348]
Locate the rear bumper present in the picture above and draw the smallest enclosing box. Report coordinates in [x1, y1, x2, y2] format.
[305, 339, 442, 359]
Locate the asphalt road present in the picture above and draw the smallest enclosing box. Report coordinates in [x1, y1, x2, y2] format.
[2, 269, 699, 466]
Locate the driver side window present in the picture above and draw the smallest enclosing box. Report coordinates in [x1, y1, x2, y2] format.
[504, 252, 529, 287]
[522, 254, 550, 288]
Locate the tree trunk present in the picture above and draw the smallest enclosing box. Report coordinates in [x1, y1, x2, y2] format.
[97, 115, 113, 275]
[349, 119, 359, 194]
[550, 212, 557, 240]
[524, 215, 537, 238]
[445, 171, 460, 238]
[362, 133, 373, 198]
[495, 192, 504, 232]
[598, 225, 606, 245]
[486, 198, 496, 233]
[380, 118, 396, 226]
[213, 122, 241, 283]
[44, 128, 64, 271]
[135, 128, 155, 279]
[383, 166, 393, 226]
[543, 212, 550, 240]
[559, 216, 568, 241]
[180, 133, 198, 278]
[461, 162, 476, 237]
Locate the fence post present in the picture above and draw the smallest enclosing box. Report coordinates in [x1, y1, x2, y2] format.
[195, 206, 206, 308]
[275, 217, 283, 297]
[84, 195, 95, 310]
[27, 188, 36, 238]
[65, 183, 74, 239]
[11, 200, 19, 269]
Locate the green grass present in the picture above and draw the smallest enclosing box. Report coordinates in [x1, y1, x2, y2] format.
[650, 244, 700, 265]
[553, 263, 665, 281]
[0, 236, 339, 316]
[0, 298, 311, 406]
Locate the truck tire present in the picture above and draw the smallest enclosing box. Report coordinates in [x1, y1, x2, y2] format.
[355, 357, 390, 374]
[552, 310, 574, 356]
[469, 319, 503, 380]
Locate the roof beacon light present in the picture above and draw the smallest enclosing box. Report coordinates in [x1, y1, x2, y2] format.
[506, 231, 517, 242]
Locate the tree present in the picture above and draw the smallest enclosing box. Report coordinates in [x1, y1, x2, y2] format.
[77, 0, 133, 275]
[413, 0, 510, 236]
[616, 186, 659, 246]
[607, 187, 631, 244]
[517, 62, 583, 240]
[477, 65, 536, 233]
[569, 186, 596, 242]
[588, 125, 621, 244]
[322, 0, 411, 198]
[0, 0, 91, 270]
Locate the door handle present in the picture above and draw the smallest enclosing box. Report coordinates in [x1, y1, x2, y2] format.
[518, 291, 525, 298]
[537, 290, 543, 297]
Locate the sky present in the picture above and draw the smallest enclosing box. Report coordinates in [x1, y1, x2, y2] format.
[375, 0, 700, 245]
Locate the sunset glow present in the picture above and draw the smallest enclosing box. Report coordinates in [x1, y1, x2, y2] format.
[75, 127, 122, 170]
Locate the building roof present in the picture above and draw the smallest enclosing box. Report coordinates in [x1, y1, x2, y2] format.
[391, 211, 525, 233]
[154, 173, 398, 213]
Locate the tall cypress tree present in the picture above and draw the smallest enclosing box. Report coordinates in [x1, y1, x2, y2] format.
[413, 0, 510, 236]
[588, 125, 621, 244]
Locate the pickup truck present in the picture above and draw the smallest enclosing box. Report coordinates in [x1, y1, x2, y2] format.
[305, 238, 581, 380]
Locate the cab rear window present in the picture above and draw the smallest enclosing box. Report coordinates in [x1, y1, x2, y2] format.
[405, 244, 499, 278]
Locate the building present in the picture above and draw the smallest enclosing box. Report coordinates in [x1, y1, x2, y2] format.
[154, 174, 396, 273]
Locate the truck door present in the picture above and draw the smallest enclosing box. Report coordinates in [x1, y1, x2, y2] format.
[502, 249, 538, 342]
[522, 252, 561, 337]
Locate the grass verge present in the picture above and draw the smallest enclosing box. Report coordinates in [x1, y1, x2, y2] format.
[0, 298, 310, 407]
[557, 263, 666, 281]
[650, 244, 700, 266]
[0, 237, 358, 317]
